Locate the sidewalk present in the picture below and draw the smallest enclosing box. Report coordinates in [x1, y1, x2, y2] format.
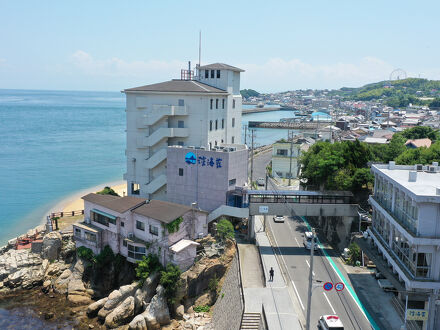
[239, 216, 301, 330]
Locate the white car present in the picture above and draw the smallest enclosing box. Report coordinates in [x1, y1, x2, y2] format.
[273, 215, 285, 223]
[303, 231, 318, 250]
[256, 177, 265, 186]
[318, 315, 344, 330]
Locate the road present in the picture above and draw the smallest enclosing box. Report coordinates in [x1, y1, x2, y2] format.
[266, 214, 373, 330]
[250, 149, 272, 183]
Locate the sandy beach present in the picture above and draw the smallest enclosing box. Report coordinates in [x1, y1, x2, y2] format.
[41, 180, 127, 230]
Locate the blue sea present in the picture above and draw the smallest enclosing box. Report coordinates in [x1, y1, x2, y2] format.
[0, 89, 126, 246]
[0, 89, 296, 246]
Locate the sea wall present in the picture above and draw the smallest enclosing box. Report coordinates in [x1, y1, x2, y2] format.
[211, 253, 243, 330]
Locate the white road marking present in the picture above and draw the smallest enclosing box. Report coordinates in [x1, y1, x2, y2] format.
[294, 237, 300, 247]
[323, 292, 336, 314]
[291, 280, 305, 310]
[305, 259, 316, 277]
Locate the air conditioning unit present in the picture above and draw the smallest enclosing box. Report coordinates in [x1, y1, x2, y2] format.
[85, 218, 91, 224]
[416, 164, 423, 171]
[199, 146, 206, 150]
[429, 166, 436, 173]
[229, 147, 236, 152]
[188, 146, 195, 149]
[128, 232, 134, 239]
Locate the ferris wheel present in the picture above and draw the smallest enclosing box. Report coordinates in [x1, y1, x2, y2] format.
[389, 68, 407, 81]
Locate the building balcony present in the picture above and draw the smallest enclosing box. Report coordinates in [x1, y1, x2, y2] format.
[137, 105, 188, 128]
[145, 174, 167, 194]
[137, 128, 189, 148]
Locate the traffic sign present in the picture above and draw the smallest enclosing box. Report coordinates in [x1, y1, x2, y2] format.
[335, 282, 345, 291]
[323, 282, 333, 291]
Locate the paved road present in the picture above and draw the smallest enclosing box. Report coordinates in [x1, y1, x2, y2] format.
[266, 215, 373, 330]
[250, 149, 272, 184]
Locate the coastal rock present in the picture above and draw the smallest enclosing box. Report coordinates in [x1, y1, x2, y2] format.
[68, 293, 92, 305]
[129, 314, 147, 330]
[44, 261, 69, 278]
[134, 272, 159, 313]
[175, 305, 185, 319]
[105, 296, 135, 328]
[41, 231, 63, 261]
[97, 282, 138, 320]
[143, 285, 170, 329]
[87, 297, 108, 317]
[54, 269, 72, 294]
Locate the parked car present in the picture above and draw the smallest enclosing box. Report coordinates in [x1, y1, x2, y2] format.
[303, 231, 318, 250]
[256, 177, 265, 186]
[273, 215, 285, 223]
[318, 315, 344, 330]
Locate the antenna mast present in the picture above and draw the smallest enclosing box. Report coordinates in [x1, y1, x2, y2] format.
[198, 30, 202, 68]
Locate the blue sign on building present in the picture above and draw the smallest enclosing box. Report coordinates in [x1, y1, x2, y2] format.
[185, 152, 197, 164]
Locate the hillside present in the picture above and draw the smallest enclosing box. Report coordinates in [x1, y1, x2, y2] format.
[330, 78, 440, 108]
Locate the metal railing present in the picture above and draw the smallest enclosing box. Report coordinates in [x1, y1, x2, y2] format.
[391, 296, 421, 330]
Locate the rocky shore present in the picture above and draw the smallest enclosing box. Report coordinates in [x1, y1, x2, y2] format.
[0, 226, 236, 330]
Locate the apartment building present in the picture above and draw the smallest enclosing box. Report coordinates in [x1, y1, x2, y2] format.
[73, 193, 208, 270]
[123, 63, 244, 200]
[368, 162, 440, 329]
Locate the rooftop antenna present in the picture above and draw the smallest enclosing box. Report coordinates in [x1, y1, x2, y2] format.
[198, 30, 202, 69]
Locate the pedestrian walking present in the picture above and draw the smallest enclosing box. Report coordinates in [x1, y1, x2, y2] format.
[269, 267, 274, 281]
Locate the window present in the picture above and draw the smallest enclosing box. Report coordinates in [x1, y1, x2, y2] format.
[178, 120, 184, 128]
[233, 99, 236, 108]
[128, 244, 146, 260]
[215, 119, 218, 130]
[221, 139, 224, 143]
[131, 182, 140, 195]
[231, 136, 235, 143]
[229, 178, 236, 186]
[215, 141, 218, 146]
[209, 142, 212, 149]
[232, 118, 235, 127]
[85, 231, 96, 242]
[149, 225, 159, 236]
[179, 168, 184, 176]
[277, 149, 288, 156]
[216, 70, 220, 78]
[178, 99, 184, 106]
[210, 120, 213, 131]
[216, 99, 219, 109]
[136, 220, 145, 231]
[177, 141, 184, 146]
[222, 99, 225, 109]
[121, 221, 125, 227]
[205, 70, 209, 78]
[74, 228, 81, 237]
[123, 240, 127, 247]
[91, 211, 116, 226]
[210, 70, 214, 78]
[210, 99, 213, 109]
[222, 119, 224, 129]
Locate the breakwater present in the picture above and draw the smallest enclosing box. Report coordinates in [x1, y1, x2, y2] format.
[248, 121, 333, 130]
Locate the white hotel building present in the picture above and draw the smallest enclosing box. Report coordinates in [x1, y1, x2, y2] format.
[123, 63, 244, 200]
[368, 162, 440, 329]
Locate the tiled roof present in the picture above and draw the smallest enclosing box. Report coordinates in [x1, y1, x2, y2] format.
[124, 80, 227, 93]
[199, 63, 245, 72]
[82, 193, 146, 213]
[133, 199, 192, 223]
[405, 138, 432, 148]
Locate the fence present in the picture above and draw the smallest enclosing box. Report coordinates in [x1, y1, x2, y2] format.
[50, 210, 84, 218]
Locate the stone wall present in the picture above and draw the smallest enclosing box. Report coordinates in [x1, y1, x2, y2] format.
[211, 253, 243, 330]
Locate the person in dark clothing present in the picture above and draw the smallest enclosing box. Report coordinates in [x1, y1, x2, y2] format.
[269, 267, 274, 281]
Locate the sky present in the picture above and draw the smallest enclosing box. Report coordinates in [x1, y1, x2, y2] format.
[1, 0, 439, 93]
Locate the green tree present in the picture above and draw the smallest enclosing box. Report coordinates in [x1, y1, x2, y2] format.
[216, 218, 235, 240]
[429, 98, 440, 108]
[401, 126, 440, 142]
[347, 243, 361, 266]
[135, 254, 162, 284]
[351, 168, 374, 191]
[97, 186, 119, 196]
[160, 264, 181, 305]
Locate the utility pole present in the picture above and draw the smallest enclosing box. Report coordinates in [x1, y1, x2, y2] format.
[306, 229, 316, 330]
[244, 124, 248, 145]
[250, 129, 255, 185]
[288, 130, 294, 186]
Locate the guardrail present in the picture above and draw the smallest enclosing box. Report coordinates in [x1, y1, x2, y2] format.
[50, 210, 84, 218]
[235, 241, 246, 326]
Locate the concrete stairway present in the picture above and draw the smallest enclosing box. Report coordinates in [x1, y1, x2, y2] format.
[240, 312, 261, 330]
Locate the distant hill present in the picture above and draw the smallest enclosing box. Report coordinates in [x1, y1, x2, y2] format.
[330, 78, 440, 108]
[240, 89, 260, 98]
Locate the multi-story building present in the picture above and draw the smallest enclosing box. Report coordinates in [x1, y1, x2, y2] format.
[123, 63, 244, 200]
[368, 161, 440, 329]
[271, 137, 314, 179]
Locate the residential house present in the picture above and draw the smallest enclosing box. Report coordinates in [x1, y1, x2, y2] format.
[405, 138, 432, 149]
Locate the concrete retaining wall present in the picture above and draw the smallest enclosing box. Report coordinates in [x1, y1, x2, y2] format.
[212, 253, 243, 330]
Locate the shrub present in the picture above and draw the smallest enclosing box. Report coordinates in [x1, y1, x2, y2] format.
[347, 243, 361, 266]
[216, 219, 234, 240]
[77, 246, 95, 263]
[160, 264, 181, 305]
[95, 245, 115, 267]
[97, 186, 119, 196]
[194, 305, 210, 313]
[166, 217, 183, 234]
[208, 274, 219, 293]
[135, 254, 162, 284]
